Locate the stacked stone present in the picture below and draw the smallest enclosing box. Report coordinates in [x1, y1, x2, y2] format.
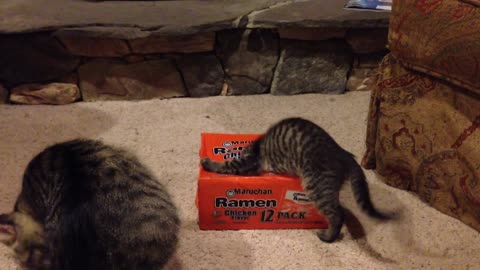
[0, 28, 387, 105]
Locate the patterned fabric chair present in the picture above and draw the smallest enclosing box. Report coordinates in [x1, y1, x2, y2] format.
[362, 0, 480, 232]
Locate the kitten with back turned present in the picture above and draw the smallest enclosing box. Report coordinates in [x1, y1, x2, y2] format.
[0, 139, 179, 270]
[201, 117, 388, 242]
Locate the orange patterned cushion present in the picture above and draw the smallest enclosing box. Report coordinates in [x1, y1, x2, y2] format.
[363, 54, 480, 232]
[389, 0, 480, 95]
[462, 0, 480, 6]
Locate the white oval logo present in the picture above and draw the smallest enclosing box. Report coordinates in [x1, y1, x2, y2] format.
[226, 189, 236, 197]
[223, 142, 232, 147]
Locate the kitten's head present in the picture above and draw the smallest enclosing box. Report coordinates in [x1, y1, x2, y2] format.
[0, 211, 50, 269]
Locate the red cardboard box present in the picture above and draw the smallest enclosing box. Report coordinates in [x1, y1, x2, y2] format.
[197, 133, 328, 230]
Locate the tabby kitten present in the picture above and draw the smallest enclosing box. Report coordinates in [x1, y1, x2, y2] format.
[201, 117, 387, 243]
[0, 139, 179, 270]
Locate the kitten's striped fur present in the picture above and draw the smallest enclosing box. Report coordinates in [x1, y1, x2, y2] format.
[0, 139, 179, 270]
[201, 117, 387, 242]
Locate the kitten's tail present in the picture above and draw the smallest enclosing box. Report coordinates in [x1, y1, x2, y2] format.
[348, 161, 389, 220]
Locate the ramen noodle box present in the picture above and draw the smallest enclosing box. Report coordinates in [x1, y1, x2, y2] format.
[197, 133, 328, 230]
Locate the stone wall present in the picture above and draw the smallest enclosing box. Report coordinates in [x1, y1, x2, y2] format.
[0, 28, 388, 105]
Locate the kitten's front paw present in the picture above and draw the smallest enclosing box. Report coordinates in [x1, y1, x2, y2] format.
[200, 158, 213, 171]
[21, 246, 50, 270]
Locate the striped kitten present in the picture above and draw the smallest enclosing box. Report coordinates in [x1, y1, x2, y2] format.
[201, 117, 387, 243]
[0, 139, 179, 270]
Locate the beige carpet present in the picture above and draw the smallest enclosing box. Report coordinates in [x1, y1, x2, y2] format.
[0, 92, 479, 270]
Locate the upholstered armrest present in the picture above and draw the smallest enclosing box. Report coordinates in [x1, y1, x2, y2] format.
[388, 0, 480, 94]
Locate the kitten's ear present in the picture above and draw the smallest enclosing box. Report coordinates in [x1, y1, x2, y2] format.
[0, 213, 16, 245]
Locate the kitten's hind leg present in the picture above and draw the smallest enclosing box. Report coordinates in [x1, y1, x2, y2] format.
[316, 204, 344, 243]
[303, 172, 344, 243]
[201, 156, 260, 176]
